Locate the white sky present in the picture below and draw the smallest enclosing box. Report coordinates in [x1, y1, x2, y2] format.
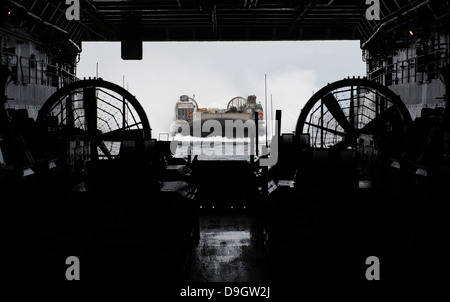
[76, 41, 366, 138]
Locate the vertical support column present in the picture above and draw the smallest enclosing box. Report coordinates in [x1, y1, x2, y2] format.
[0, 64, 10, 123]
[122, 96, 126, 130]
[320, 99, 324, 148]
[276, 110, 282, 139]
[441, 65, 450, 164]
[375, 91, 379, 118]
[250, 113, 255, 164]
[356, 86, 360, 129]
[265, 74, 268, 148]
[83, 87, 97, 159]
[187, 145, 192, 163]
[66, 94, 74, 129]
[255, 111, 259, 157]
[350, 85, 355, 130]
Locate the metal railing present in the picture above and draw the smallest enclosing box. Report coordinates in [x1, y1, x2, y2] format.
[1, 50, 76, 88]
[368, 45, 449, 86]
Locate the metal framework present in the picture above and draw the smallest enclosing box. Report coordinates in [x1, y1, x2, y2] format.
[37, 79, 151, 159]
[3, 1, 447, 48]
[295, 77, 412, 149]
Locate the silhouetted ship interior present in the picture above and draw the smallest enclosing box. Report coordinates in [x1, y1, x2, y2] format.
[0, 0, 448, 296]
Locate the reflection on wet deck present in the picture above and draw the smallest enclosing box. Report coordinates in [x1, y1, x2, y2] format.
[185, 214, 269, 282]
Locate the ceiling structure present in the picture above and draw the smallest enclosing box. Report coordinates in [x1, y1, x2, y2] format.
[2, 0, 449, 59]
[80, 0, 367, 42]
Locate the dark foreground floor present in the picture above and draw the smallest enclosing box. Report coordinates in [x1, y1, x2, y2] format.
[184, 214, 269, 282]
[1, 158, 445, 298]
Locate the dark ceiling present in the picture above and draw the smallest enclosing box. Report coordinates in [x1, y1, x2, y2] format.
[2, 0, 449, 56]
[81, 0, 367, 42]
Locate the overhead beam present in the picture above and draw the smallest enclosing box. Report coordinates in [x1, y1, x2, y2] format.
[80, 6, 116, 40]
[288, 0, 319, 35]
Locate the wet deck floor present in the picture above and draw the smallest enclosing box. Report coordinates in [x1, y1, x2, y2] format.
[184, 214, 270, 282]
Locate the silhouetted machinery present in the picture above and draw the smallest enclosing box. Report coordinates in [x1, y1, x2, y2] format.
[261, 77, 447, 282]
[272, 77, 414, 192]
[1, 65, 63, 265]
[36, 78, 153, 177]
[2, 78, 199, 282]
[295, 77, 413, 190]
[281, 76, 448, 196]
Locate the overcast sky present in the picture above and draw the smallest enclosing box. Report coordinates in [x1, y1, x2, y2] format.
[76, 41, 366, 138]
